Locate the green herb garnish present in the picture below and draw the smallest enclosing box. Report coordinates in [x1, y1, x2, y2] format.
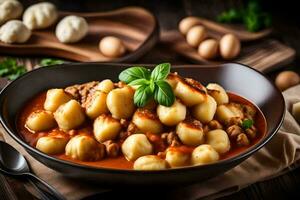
[241, 119, 254, 129]
[40, 58, 64, 66]
[217, 0, 272, 32]
[119, 63, 175, 107]
[0, 58, 26, 80]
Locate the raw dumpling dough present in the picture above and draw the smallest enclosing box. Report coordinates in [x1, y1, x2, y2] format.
[55, 15, 88, 43]
[0, 0, 23, 25]
[23, 2, 57, 30]
[0, 20, 31, 43]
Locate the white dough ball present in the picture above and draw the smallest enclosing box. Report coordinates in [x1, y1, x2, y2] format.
[192, 95, 217, 124]
[55, 15, 88, 43]
[132, 109, 163, 134]
[99, 36, 126, 58]
[26, 110, 56, 132]
[157, 99, 186, 126]
[121, 134, 152, 161]
[93, 114, 122, 143]
[54, 100, 85, 131]
[134, 155, 168, 170]
[36, 136, 68, 155]
[206, 83, 229, 105]
[0, 0, 23, 25]
[206, 129, 231, 154]
[176, 121, 204, 146]
[23, 2, 57, 30]
[191, 144, 219, 165]
[165, 149, 190, 167]
[44, 89, 72, 112]
[0, 20, 30, 43]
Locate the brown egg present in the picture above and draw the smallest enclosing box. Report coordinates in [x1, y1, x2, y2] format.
[186, 25, 206, 47]
[178, 16, 200, 35]
[99, 36, 126, 58]
[219, 34, 241, 60]
[198, 39, 218, 59]
[292, 102, 300, 123]
[275, 71, 300, 91]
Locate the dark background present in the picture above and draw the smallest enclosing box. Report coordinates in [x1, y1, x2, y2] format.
[10, 0, 300, 199]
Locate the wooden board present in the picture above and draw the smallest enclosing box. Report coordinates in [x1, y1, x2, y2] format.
[0, 7, 159, 62]
[161, 31, 296, 72]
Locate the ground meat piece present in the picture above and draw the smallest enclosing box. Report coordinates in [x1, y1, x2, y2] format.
[120, 119, 130, 128]
[243, 105, 256, 119]
[208, 120, 223, 130]
[226, 125, 242, 139]
[236, 133, 250, 146]
[228, 117, 243, 127]
[157, 151, 166, 159]
[103, 140, 120, 157]
[245, 126, 257, 139]
[65, 81, 99, 104]
[203, 125, 210, 133]
[127, 122, 138, 135]
[161, 131, 181, 147]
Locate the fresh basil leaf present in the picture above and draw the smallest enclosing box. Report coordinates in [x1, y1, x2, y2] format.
[149, 79, 156, 92]
[128, 78, 149, 87]
[119, 67, 151, 84]
[154, 80, 175, 107]
[241, 119, 254, 129]
[40, 58, 64, 66]
[150, 63, 171, 81]
[134, 84, 153, 107]
[0, 58, 26, 80]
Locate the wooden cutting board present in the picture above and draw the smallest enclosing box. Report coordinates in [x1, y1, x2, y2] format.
[0, 7, 159, 62]
[161, 30, 295, 72]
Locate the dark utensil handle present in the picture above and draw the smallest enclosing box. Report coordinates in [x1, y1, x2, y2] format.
[28, 179, 53, 200]
[26, 173, 65, 200]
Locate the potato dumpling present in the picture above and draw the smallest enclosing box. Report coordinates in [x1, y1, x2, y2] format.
[206, 129, 230, 154]
[55, 15, 88, 43]
[134, 155, 168, 170]
[216, 105, 239, 124]
[192, 95, 217, 124]
[44, 89, 72, 112]
[176, 121, 204, 146]
[132, 109, 163, 134]
[54, 100, 85, 131]
[157, 100, 186, 126]
[0, 0, 23, 25]
[106, 86, 135, 119]
[65, 134, 104, 161]
[96, 79, 114, 93]
[174, 78, 207, 106]
[26, 110, 56, 132]
[0, 20, 31, 44]
[23, 2, 58, 30]
[93, 114, 122, 143]
[36, 136, 69, 155]
[191, 144, 219, 165]
[85, 91, 108, 119]
[206, 83, 229, 105]
[121, 134, 152, 161]
[165, 149, 190, 167]
[166, 73, 181, 89]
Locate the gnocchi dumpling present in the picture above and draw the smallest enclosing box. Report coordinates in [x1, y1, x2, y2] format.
[206, 83, 229, 105]
[44, 89, 72, 112]
[216, 105, 240, 124]
[0, 20, 31, 44]
[23, 2, 58, 30]
[157, 100, 186, 126]
[65, 134, 105, 161]
[191, 144, 219, 165]
[93, 114, 122, 143]
[54, 100, 85, 131]
[132, 109, 163, 134]
[176, 121, 204, 146]
[85, 91, 108, 119]
[55, 15, 88, 43]
[0, 0, 23, 25]
[174, 78, 207, 106]
[26, 110, 56, 132]
[121, 134, 152, 161]
[206, 129, 230, 154]
[165, 149, 190, 167]
[106, 86, 135, 119]
[166, 73, 181, 89]
[96, 79, 114, 93]
[36, 136, 69, 155]
[192, 95, 217, 123]
[134, 155, 168, 170]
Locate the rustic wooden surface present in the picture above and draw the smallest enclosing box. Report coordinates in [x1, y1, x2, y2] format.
[1, 0, 300, 200]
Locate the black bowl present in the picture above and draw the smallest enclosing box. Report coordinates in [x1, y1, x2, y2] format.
[0, 63, 285, 185]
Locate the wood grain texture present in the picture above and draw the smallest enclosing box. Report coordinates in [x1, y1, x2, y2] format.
[161, 31, 295, 72]
[0, 7, 159, 62]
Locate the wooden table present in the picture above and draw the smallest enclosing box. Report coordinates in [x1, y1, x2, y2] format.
[1, 0, 300, 199]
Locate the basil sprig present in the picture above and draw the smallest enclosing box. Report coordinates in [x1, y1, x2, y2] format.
[241, 119, 254, 129]
[119, 63, 175, 107]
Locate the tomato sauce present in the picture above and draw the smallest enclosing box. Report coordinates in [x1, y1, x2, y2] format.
[17, 92, 267, 170]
